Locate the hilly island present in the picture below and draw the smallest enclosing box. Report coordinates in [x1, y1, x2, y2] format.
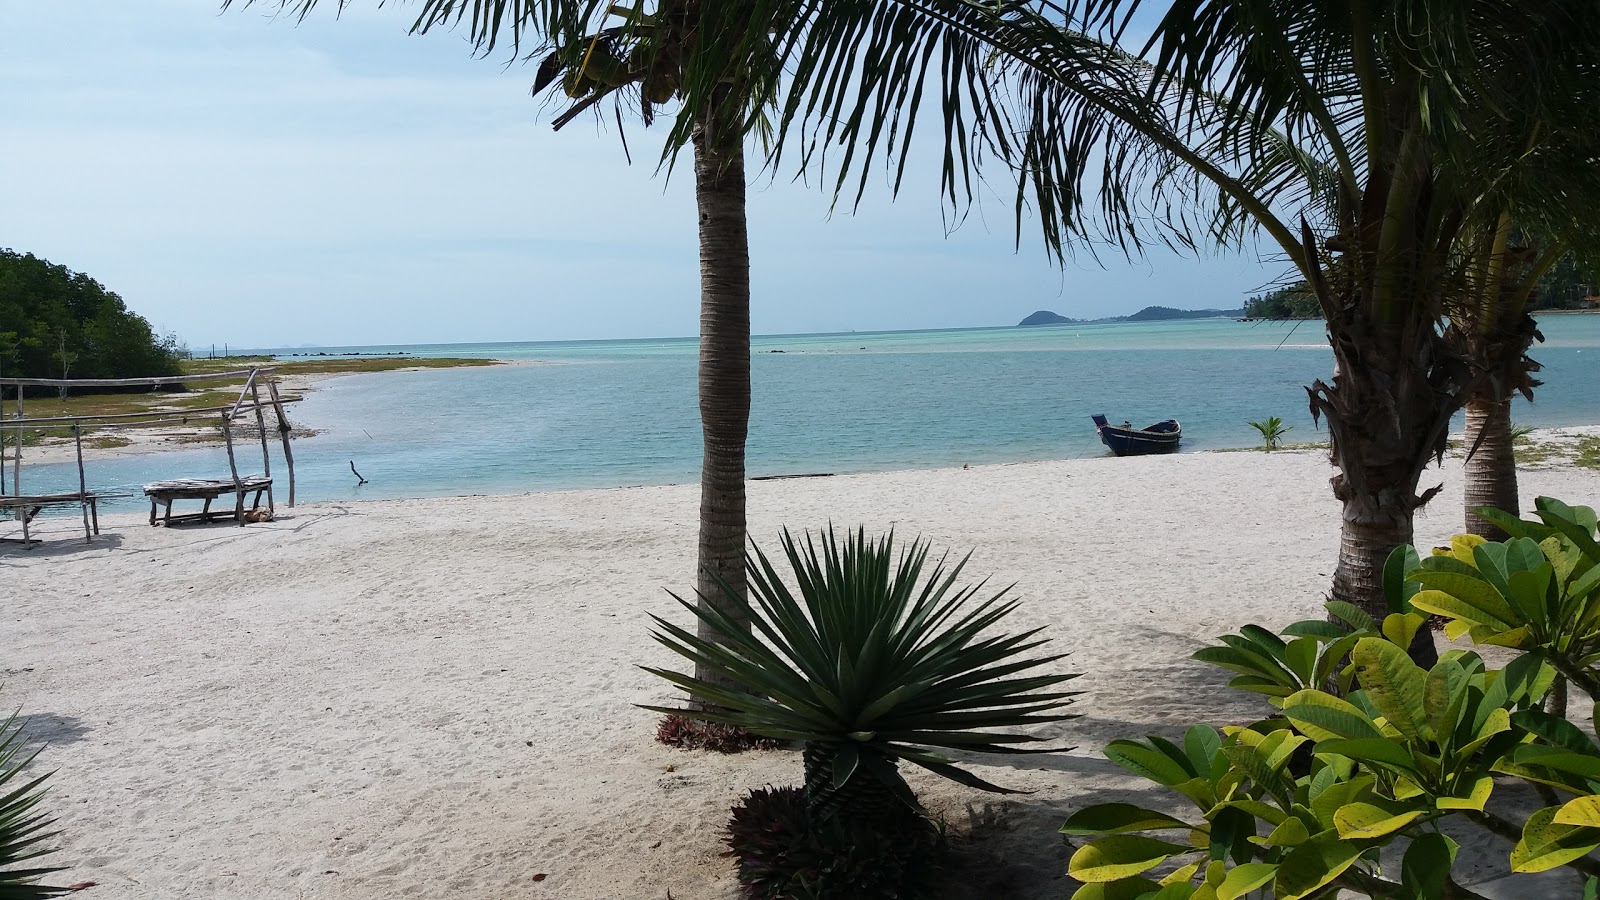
[1019, 305, 1244, 326]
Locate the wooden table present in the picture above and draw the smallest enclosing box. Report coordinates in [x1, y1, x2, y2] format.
[143, 477, 273, 526]
[0, 492, 99, 544]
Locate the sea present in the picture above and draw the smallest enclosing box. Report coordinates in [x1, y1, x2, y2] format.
[15, 316, 1600, 510]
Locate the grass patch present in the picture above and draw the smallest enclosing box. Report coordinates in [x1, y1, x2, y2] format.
[1577, 437, 1600, 470]
[85, 434, 132, 450]
[268, 357, 499, 376]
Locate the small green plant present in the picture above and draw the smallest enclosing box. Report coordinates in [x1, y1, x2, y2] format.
[647, 527, 1079, 897]
[1, 710, 66, 897]
[1510, 422, 1536, 444]
[1248, 416, 1294, 451]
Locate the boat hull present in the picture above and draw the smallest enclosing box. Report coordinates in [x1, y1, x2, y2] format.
[1091, 414, 1182, 456]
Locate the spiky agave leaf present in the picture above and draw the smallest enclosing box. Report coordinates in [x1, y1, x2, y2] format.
[644, 527, 1079, 794]
[0, 710, 66, 898]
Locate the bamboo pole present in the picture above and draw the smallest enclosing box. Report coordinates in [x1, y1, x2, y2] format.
[221, 415, 244, 526]
[226, 369, 259, 422]
[11, 386, 22, 505]
[0, 368, 258, 387]
[267, 380, 296, 507]
[249, 381, 274, 515]
[73, 424, 91, 543]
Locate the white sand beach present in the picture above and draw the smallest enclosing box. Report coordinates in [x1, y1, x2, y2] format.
[5, 448, 1599, 898]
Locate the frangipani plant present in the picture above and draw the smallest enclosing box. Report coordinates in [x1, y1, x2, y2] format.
[645, 527, 1079, 824]
[1062, 497, 1600, 898]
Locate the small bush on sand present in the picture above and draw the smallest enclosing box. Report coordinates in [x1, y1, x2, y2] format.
[655, 715, 781, 753]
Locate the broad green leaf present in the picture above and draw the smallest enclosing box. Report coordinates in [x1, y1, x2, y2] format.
[1280, 691, 1382, 742]
[1062, 803, 1194, 835]
[1459, 707, 1512, 757]
[1333, 801, 1424, 839]
[1383, 544, 1422, 613]
[1216, 862, 1277, 900]
[1380, 612, 1426, 652]
[1316, 738, 1420, 775]
[1350, 638, 1428, 741]
[1184, 725, 1222, 777]
[1512, 805, 1600, 873]
[1401, 832, 1458, 900]
[1105, 740, 1194, 787]
[1324, 601, 1377, 633]
[1069, 835, 1191, 883]
[1273, 833, 1364, 900]
[1513, 707, 1600, 755]
[1424, 657, 1470, 745]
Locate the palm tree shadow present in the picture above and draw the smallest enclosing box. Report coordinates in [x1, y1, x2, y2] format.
[14, 712, 92, 748]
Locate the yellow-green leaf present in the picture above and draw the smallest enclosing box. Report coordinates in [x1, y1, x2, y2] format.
[1216, 862, 1277, 900]
[1437, 775, 1493, 812]
[1351, 638, 1428, 742]
[1274, 834, 1364, 900]
[1160, 862, 1201, 886]
[1381, 612, 1426, 652]
[1280, 691, 1383, 742]
[1512, 806, 1600, 873]
[1553, 796, 1600, 828]
[1069, 835, 1191, 883]
[1258, 816, 1312, 847]
[1069, 878, 1163, 900]
[1333, 801, 1425, 839]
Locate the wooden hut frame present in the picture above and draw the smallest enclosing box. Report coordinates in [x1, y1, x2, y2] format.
[0, 367, 300, 544]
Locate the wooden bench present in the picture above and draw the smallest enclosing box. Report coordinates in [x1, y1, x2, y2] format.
[143, 477, 272, 527]
[0, 492, 99, 544]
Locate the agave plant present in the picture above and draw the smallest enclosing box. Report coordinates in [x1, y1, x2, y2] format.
[644, 527, 1079, 825]
[0, 710, 65, 898]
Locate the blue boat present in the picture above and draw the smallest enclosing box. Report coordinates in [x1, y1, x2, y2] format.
[1092, 414, 1182, 456]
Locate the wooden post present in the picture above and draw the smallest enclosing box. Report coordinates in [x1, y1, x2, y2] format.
[11, 386, 22, 505]
[267, 380, 296, 507]
[249, 381, 274, 515]
[73, 423, 91, 543]
[221, 415, 244, 526]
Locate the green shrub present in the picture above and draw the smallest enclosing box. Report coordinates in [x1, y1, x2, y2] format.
[1061, 497, 1600, 898]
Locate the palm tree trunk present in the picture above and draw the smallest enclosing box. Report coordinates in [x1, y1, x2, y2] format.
[690, 112, 752, 694]
[1463, 391, 1518, 540]
[1314, 318, 1455, 670]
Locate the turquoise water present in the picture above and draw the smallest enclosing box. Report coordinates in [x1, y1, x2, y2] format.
[17, 316, 1600, 509]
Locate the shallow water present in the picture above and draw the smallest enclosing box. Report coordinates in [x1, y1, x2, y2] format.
[17, 316, 1600, 509]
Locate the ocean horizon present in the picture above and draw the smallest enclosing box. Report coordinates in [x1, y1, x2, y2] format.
[19, 316, 1600, 510]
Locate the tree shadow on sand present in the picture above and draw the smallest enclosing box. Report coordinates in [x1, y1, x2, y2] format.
[12, 711, 92, 748]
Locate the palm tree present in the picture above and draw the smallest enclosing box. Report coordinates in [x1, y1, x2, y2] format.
[223, 1, 794, 694]
[747, 1, 1600, 654]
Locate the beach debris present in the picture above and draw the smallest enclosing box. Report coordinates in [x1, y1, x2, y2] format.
[349, 460, 368, 485]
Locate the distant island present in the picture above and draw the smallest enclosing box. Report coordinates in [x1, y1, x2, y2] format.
[1018, 305, 1245, 327]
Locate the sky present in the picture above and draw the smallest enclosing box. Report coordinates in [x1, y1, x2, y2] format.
[1, 0, 1280, 348]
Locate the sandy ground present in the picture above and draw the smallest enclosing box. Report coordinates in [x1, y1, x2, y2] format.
[4, 448, 1599, 899]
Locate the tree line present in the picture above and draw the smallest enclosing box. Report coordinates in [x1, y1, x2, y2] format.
[0, 248, 182, 391]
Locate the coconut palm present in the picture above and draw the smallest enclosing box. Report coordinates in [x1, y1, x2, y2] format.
[748, 1, 1600, 651]
[222, 0, 795, 695]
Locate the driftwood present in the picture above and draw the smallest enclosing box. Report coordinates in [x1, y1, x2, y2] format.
[267, 380, 296, 506]
[350, 460, 368, 485]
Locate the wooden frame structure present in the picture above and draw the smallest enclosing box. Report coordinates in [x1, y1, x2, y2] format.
[0, 367, 300, 545]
